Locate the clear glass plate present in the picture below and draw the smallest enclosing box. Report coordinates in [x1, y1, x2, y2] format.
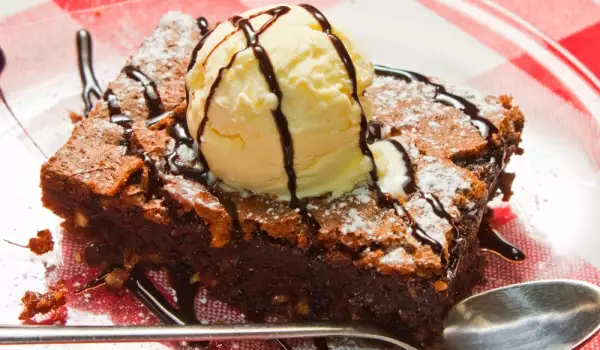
[0, 0, 598, 349]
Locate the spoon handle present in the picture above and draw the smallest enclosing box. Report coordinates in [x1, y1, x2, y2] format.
[0, 323, 418, 349]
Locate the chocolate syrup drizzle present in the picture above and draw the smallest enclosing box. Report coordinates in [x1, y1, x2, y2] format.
[373, 65, 498, 140]
[197, 17, 210, 36]
[76, 29, 102, 115]
[479, 216, 525, 262]
[103, 89, 133, 126]
[188, 6, 325, 239]
[371, 65, 525, 262]
[298, 5, 444, 254]
[71, 17, 287, 350]
[386, 139, 443, 254]
[299, 4, 378, 202]
[193, 7, 293, 193]
[123, 65, 167, 119]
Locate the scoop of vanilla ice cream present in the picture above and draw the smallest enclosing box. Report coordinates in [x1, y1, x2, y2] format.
[186, 4, 373, 199]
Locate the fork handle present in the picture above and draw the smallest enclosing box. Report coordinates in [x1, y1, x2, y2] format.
[0, 323, 418, 349]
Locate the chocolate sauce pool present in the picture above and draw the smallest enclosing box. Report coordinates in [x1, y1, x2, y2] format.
[72, 7, 523, 349]
[479, 216, 525, 262]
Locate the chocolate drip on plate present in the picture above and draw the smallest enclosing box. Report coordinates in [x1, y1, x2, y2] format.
[374, 65, 498, 140]
[76, 29, 102, 115]
[166, 266, 201, 324]
[127, 267, 202, 325]
[479, 215, 525, 262]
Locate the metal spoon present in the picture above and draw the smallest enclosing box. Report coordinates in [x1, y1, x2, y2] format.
[0, 279, 598, 349]
[444, 279, 600, 350]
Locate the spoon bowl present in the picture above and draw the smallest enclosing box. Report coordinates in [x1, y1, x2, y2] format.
[443, 279, 600, 350]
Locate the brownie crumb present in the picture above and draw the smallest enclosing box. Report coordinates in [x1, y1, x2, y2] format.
[19, 280, 67, 321]
[68, 111, 84, 124]
[105, 268, 130, 291]
[499, 94, 513, 109]
[28, 229, 54, 255]
[4, 229, 54, 255]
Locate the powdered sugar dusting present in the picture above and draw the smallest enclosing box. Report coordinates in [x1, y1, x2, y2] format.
[176, 144, 198, 163]
[380, 246, 415, 267]
[130, 12, 198, 75]
[108, 11, 199, 106]
[371, 77, 449, 126]
[340, 208, 377, 236]
[349, 186, 372, 204]
[445, 82, 504, 117]
[417, 161, 470, 212]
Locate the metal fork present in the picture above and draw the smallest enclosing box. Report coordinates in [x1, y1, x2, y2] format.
[0, 323, 417, 349]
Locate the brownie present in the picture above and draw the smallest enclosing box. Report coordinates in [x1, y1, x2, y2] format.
[40, 12, 524, 346]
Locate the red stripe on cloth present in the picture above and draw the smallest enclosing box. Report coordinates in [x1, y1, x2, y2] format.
[0, 2, 84, 92]
[560, 21, 600, 84]
[509, 54, 588, 112]
[419, 0, 526, 61]
[490, 0, 600, 41]
[53, 0, 130, 12]
[52, 0, 247, 55]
